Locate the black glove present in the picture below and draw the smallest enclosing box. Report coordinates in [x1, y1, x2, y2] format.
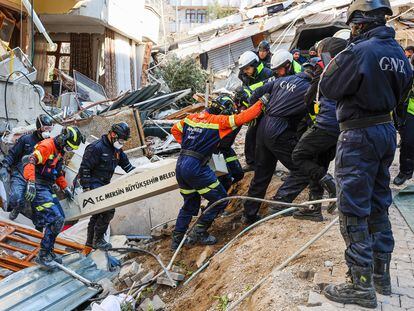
[64, 187, 74, 201]
[25, 181, 36, 202]
[260, 94, 270, 106]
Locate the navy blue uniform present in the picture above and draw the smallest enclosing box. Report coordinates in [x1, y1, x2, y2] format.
[244, 72, 312, 219]
[3, 133, 42, 213]
[79, 135, 134, 245]
[320, 26, 413, 268]
[217, 127, 244, 191]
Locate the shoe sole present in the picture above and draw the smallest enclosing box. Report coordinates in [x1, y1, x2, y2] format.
[375, 284, 391, 296]
[324, 291, 377, 309]
[293, 214, 323, 222]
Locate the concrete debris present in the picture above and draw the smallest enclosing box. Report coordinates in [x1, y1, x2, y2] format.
[141, 270, 155, 284]
[97, 278, 117, 298]
[156, 276, 178, 287]
[196, 246, 214, 268]
[297, 269, 315, 281]
[324, 261, 334, 268]
[119, 261, 146, 287]
[139, 295, 165, 311]
[171, 265, 186, 275]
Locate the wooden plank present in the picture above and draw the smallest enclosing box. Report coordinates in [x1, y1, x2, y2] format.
[0, 242, 31, 255]
[0, 255, 34, 268]
[0, 261, 21, 272]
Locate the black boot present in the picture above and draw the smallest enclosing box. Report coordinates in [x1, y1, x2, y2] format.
[324, 265, 377, 309]
[8, 208, 19, 220]
[93, 235, 112, 250]
[293, 194, 323, 222]
[171, 231, 186, 251]
[393, 172, 411, 186]
[85, 227, 95, 248]
[35, 249, 58, 270]
[373, 252, 392, 296]
[49, 251, 63, 264]
[320, 173, 337, 213]
[187, 222, 217, 246]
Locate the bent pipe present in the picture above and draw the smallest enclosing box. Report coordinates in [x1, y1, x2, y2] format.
[167, 195, 337, 270]
[183, 197, 337, 286]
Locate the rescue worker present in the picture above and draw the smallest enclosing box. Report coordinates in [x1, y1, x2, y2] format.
[291, 48, 306, 67]
[309, 46, 317, 58]
[238, 51, 273, 172]
[0, 114, 54, 221]
[320, 0, 413, 308]
[170, 94, 265, 250]
[79, 122, 135, 251]
[394, 54, 414, 185]
[24, 126, 85, 269]
[255, 40, 272, 68]
[242, 50, 313, 224]
[215, 95, 244, 192]
[291, 37, 347, 222]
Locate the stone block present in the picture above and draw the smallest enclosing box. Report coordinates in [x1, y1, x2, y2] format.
[401, 296, 414, 309]
[156, 276, 178, 287]
[141, 271, 155, 284]
[398, 275, 414, 288]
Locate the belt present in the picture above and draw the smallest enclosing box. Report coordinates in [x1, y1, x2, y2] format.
[180, 149, 210, 166]
[339, 114, 392, 132]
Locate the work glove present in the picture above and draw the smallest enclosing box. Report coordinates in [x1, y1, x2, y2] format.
[25, 181, 36, 202]
[0, 166, 9, 181]
[64, 187, 74, 201]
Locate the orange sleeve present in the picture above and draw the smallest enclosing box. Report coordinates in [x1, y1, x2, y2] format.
[23, 141, 53, 182]
[233, 100, 263, 127]
[171, 119, 185, 144]
[56, 175, 68, 189]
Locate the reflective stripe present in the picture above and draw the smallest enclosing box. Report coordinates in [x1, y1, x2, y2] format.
[249, 81, 264, 91]
[314, 102, 319, 114]
[180, 188, 197, 195]
[67, 140, 79, 150]
[408, 98, 414, 116]
[184, 118, 219, 129]
[48, 154, 54, 160]
[177, 122, 183, 132]
[198, 180, 220, 195]
[225, 156, 238, 163]
[34, 150, 43, 164]
[35, 202, 54, 212]
[67, 127, 80, 150]
[52, 194, 57, 198]
[229, 115, 237, 129]
[257, 62, 264, 74]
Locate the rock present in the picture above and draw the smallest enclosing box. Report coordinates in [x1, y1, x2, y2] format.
[324, 261, 334, 268]
[120, 261, 141, 280]
[151, 295, 165, 310]
[227, 293, 234, 301]
[169, 271, 185, 281]
[298, 270, 315, 280]
[141, 271, 155, 284]
[196, 246, 214, 268]
[307, 291, 323, 307]
[124, 277, 133, 287]
[139, 295, 165, 311]
[156, 276, 178, 287]
[171, 265, 186, 275]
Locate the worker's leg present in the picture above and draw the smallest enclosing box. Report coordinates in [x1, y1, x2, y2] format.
[270, 129, 309, 213]
[8, 171, 27, 220]
[225, 148, 244, 186]
[244, 122, 259, 170]
[33, 184, 64, 269]
[370, 129, 396, 296]
[93, 209, 115, 250]
[243, 127, 277, 223]
[324, 125, 396, 308]
[86, 214, 98, 247]
[395, 113, 414, 185]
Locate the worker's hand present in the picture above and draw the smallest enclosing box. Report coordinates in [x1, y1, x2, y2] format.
[260, 94, 270, 106]
[83, 187, 91, 192]
[64, 187, 74, 201]
[25, 181, 36, 202]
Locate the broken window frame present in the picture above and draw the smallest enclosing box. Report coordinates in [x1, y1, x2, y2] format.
[46, 41, 71, 83]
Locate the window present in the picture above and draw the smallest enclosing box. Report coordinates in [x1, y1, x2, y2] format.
[185, 9, 207, 23]
[46, 41, 70, 82]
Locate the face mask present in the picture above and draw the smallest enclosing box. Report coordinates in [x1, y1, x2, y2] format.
[113, 141, 123, 150]
[41, 131, 51, 139]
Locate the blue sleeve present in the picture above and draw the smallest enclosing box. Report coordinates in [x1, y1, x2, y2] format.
[3, 137, 25, 167]
[249, 80, 276, 105]
[79, 144, 101, 188]
[119, 151, 134, 173]
[320, 50, 362, 101]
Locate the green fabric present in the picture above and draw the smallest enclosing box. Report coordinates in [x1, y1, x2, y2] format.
[393, 185, 414, 232]
[407, 97, 414, 116]
[293, 60, 302, 73]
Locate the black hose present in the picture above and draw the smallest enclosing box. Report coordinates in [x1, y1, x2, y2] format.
[4, 70, 62, 126]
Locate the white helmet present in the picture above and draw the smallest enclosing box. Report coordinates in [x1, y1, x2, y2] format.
[271, 49, 293, 70]
[333, 29, 351, 40]
[238, 51, 259, 70]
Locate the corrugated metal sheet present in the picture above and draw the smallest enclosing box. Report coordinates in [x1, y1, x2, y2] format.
[0, 253, 114, 311]
[207, 38, 254, 72]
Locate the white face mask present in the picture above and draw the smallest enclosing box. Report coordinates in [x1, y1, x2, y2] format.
[41, 131, 51, 139]
[113, 141, 123, 150]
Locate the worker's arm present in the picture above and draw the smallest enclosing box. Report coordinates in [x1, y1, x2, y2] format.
[3, 137, 26, 168]
[249, 80, 275, 106]
[171, 119, 185, 144]
[304, 66, 323, 114]
[79, 144, 101, 189]
[23, 143, 50, 182]
[320, 50, 362, 101]
[55, 164, 68, 190]
[119, 151, 135, 173]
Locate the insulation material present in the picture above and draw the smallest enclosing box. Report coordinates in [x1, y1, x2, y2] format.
[114, 33, 132, 93]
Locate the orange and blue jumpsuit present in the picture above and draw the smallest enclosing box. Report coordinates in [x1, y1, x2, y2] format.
[23, 138, 66, 253]
[171, 100, 263, 232]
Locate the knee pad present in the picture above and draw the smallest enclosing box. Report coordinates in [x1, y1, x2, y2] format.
[339, 212, 369, 245]
[50, 218, 64, 235]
